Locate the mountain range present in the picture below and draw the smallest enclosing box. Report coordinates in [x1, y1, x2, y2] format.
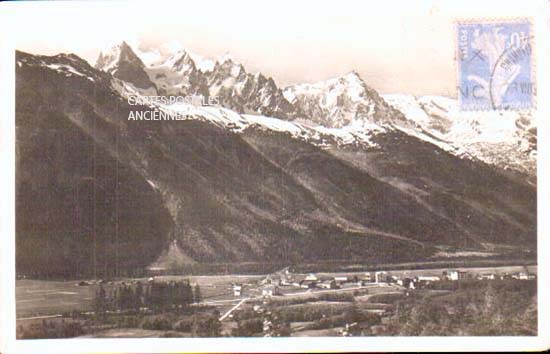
[96, 42, 536, 178]
[15, 42, 536, 277]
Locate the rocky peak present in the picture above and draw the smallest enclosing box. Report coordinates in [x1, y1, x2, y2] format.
[284, 71, 400, 128]
[159, 50, 196, 73]
[96, 41, 156, 91]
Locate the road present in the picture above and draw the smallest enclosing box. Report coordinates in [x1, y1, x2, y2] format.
[16, 281, 400, 322]
[216, 284, 399, 321]
[219, 297, 249, 321]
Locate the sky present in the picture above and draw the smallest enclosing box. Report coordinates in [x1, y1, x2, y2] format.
[8, 0, 542, 96]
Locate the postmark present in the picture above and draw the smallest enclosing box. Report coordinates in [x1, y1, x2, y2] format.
[457, 19, 534, 111]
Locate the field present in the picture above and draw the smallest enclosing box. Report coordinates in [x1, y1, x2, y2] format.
[16, 265, 536, 319]
[16, 274, 263, 319]
[16, 280, 96, 318]
[16, 264, 537, 338]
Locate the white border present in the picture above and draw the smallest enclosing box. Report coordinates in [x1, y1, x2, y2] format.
[0, 3, 16, 354]
[1, 0, 550, 353]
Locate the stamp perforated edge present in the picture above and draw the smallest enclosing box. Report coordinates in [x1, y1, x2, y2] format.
[454, 17, 537, 112]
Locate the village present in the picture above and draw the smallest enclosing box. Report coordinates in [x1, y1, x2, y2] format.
[230, 266, 537, 298]
[15, 264, 537, 338]
[217, 265, 537, 336]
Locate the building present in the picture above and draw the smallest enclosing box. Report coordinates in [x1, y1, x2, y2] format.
[477, 273, 496, 280]
[417, 276, 440, 282]
[374, 271, 387, 283]
[387, 275, 399, 283]
[415, 275, 440, 287]
[318, 279, 339, 289]
[262, 285, 281, 297]
[362, 273, 373, 282]
[305, 273, 318, 281]
[233, 284, 243, 296]
[280, 278, 292, 286]
[446, 270, 467, 281]
[513, 272, 531, 280]
[290, 274, 307, 288]
[300, 280, 318, 289]
[403, 278, 416, 289]
[146, 266, 167, 276]
[260, 276, 272, 285]
[334, 276, 349, 283]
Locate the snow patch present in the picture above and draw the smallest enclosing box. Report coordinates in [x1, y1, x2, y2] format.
[45, 64, 95, 82]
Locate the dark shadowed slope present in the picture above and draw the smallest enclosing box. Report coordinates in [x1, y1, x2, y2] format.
[16, 54, 172, 278]
[16, 51, 536, 277]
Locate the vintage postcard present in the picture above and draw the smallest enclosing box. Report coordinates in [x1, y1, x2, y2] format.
[0, 0, 549, 353]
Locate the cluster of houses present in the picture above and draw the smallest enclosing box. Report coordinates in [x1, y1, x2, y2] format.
[492, 272, 536, 280]
[379, 269, 536, 289]
[251, 270, 387, 297]
[259, 271, 370, 295]
[243, 268, 537, 297]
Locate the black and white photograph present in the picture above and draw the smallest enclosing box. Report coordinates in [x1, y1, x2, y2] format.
[0, 0, 549, 352]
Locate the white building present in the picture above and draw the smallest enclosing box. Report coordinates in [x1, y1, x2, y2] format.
[477, 273, 495, 280]
[417, 276, 440, 282]
[233, 284, 242, 296]
[305, 273, 318, 281]
[446, 270, 467, 281]
[516, 273, 529, 280]
[262, 285, 281, 297]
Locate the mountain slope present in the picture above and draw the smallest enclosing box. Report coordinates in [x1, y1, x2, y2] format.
[242, 127, 535, 250]
[382, 94, 536, 177]
[96, 42, 536, 179]
[284, 71, 535, 178]
[16, 51, 536, 278]
[17, 53, 172, 278]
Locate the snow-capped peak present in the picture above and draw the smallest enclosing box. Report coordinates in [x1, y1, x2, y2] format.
[95, 41, 148, 73]
[96, 41, 156, 92]
[218, 52, 234, 64]
[94, 41, 536, 177]
[152, 48, 215, 73]
[382, 93, 536, 175]
[95, 42, 126, 73]
[340, 70, 362, 82]
[97, 40, 299, 120]
[187, 52, 215, 72]
[159, 50, 195, 72]
[283, 71, 394, 128]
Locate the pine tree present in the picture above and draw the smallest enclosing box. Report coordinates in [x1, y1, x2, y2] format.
[193, 284, 202, 304]
[135, 281, 143, 311]
[93, 284, 107, 319]
[114, 285, 122, 311]
[182, 280, 193, 306]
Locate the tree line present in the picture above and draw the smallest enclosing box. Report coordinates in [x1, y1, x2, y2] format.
[94, 279, 202, 314]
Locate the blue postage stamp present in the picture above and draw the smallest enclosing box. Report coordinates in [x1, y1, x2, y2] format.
[457, 20, 534, 111]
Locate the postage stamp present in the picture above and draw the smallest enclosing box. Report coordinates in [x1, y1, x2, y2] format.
[457, 19, 534, 111]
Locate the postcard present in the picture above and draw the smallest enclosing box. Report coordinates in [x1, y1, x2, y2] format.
[0, 0, 549, 352]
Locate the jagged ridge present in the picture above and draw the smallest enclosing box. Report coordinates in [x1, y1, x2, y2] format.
[16, 50, 536, 277]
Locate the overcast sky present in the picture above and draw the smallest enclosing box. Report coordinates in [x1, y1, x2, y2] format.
[10, 0, 541, 96]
